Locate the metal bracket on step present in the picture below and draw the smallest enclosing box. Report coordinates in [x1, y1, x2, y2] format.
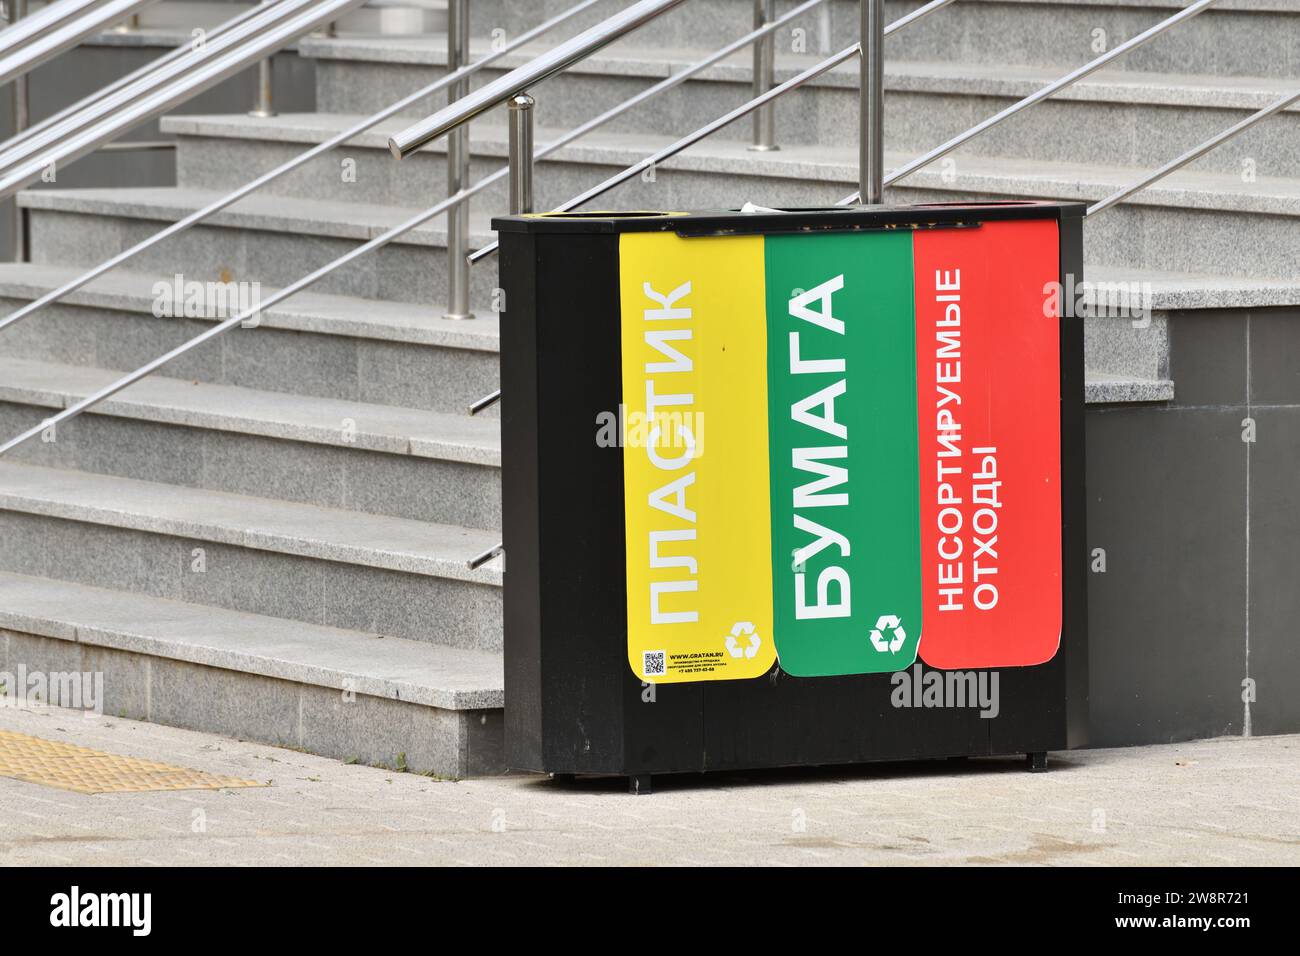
[467, 542, 504, 571]
[469, 389, 501, 415]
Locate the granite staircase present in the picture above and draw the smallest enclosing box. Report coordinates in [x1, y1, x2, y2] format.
[1, 0, 1296, 771]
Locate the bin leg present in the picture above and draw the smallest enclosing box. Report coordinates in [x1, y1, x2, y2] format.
[1026, 751, 1048, 773]
[628, 773, 653, 795]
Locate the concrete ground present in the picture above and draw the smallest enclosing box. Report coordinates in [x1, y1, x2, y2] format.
[0, 702, 1296, 866]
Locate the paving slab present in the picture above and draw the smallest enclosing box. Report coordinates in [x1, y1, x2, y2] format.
[0, 702, 1294, 866]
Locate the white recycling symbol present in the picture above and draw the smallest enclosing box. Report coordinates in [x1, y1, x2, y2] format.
[869, 614, 907, 654]
[725, 621, 762, 659]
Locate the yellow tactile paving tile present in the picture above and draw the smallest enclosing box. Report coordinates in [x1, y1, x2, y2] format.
[0, 730, 264, 794]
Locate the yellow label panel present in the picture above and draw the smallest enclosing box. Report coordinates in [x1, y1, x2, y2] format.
[620, 232, 775, 683]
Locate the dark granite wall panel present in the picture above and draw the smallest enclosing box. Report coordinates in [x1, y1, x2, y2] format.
[1085, 307, 1300, 745]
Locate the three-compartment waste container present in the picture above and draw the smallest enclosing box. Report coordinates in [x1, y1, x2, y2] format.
[493, 202, 1088, 792]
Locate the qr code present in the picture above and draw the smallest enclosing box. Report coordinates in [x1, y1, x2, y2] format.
[643, 650, 667, 677]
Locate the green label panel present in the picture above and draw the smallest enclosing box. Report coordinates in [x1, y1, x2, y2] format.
[764, 231, 922, 677]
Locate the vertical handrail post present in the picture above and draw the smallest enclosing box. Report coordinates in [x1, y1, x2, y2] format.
[10, 0, 29, 261]
[507, 94, 535, 215]
[249, 57, 276, 117]
[750, 0, 777, 150]
[817, 1, 831, 54]
[445, 0, 473, 319]
[858, 0, 884, 204]
[112, 11, 141, 33]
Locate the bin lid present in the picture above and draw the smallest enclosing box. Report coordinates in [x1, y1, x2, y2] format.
[491, 201, 1086, 237]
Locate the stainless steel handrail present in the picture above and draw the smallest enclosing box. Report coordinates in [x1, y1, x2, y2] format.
[859, 0, 884, 203]
[0, 0, 106, 60]
[389, 0, 687, 320]
[1088, 86, 1300, 217]
[7, 0, 31, 261]
[0, 0, 272, 155]
[96, 139, 175, 152]
[0, 0, 696, 452]
[0, 0, 366, 198]
[0, 0, 949, 454]
[0, 0, 161, 87]
[455, 0, 952, 423]
[837, 0, 1221, 204]
[465, 0, 958, 266]
[444, 0, 472, 318]
[387, 0, 689, 159]
[0, 0, 1280, 463]
[461, 41, 864, 425]
[0, 0, 604, 334]
[750, 0, 776, 151]
[0, 38, 868, 459]
[446, 0, 833, 266]
[0, 0, 329, 178]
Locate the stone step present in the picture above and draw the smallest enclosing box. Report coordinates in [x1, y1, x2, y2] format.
[18, 187, 503, 306]
[0, 357, 501, 527]
[0, 269, 1174, 420]
[0, 570, 504, 777]
[889, 155, 1300, 281]
[1090, 265, 1300, 312]
[876, 64, 1300, 177]
[0, 218, 1180, 404]
[0, 461, 502, 651]
[154, 100, 1300, 279]
[0, 264, 500, 415]
[111, 120, 1300, 277]
[303, 31, 1300, 161]
[1081, 265, 1300, 404]
[165, 82, 1300, 209]
[166, 112, 512, 208]
[452, 0, 1297, 79]
[175, 58, 1300, 187]
[25, 138, 1300, 281]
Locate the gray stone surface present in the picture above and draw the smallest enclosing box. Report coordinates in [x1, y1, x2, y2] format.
[79, 644, 152, 721]
[0, 403, 501, 528]
[1084, 313, 1169, 382]
[296, 683, 468, 774]
[1084, 374, 1175, 405]
[28, 134, 1300, 288]
[3, 629, 500, 777]
[0, 701, 1296, 865]
[0, 571, 504, 710]
[305, 36, 1300, 166]
[300, 0, 1300, 81]
[156, 108, 1300, 283]
[19, 190, 503, 306]
[0, 264, 501, 351]
[0, 513, 503, 651]
[0, 461, 503, 585]
[6, 0, 1300, 774]
[1087, 268, 1300, 312]
[0, 298, 500, 416]
[0, 357, 500, 465]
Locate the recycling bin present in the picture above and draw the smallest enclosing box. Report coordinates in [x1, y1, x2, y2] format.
[493, 202, 1088, 791]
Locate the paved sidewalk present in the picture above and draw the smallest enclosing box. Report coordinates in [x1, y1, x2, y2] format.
[0, 703, 1296, 866]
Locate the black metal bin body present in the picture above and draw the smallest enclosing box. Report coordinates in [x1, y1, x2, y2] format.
[493, 202, 1088, 784]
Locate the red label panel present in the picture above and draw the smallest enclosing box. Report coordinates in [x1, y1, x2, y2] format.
[913, 220, 1062, 669]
